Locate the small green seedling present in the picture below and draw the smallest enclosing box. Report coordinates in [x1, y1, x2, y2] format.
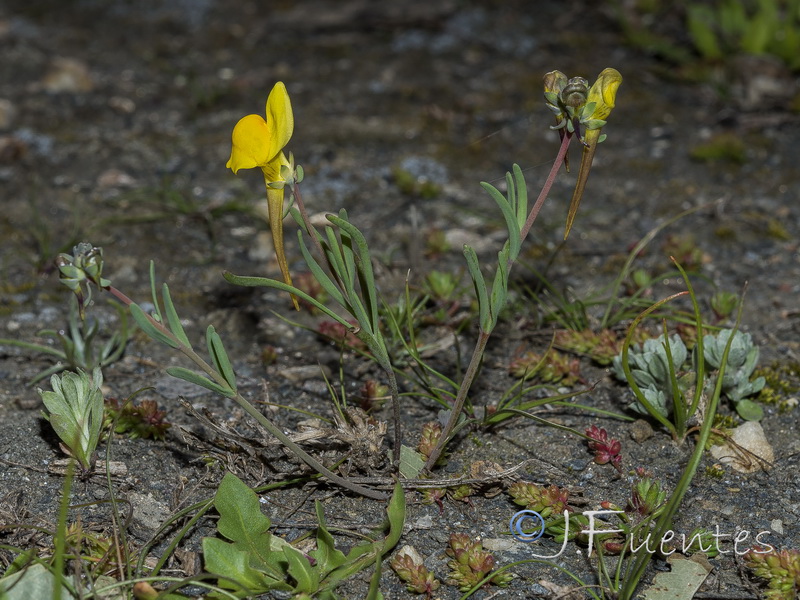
[39, 367, 105, 471]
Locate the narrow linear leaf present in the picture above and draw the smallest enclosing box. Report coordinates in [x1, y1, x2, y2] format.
[130, 303, 178, 349]
[486, 181, 521, 260]
[328, 214, 379, 330]
[513, 163, 528, 229]
[324, 482, 406, 588]
[207, 326, 237, 393]
[464, 245, 490, 331]
[365, 554, 384, 600]
[489, 248, 509, 330]
[223, 272, 353, 328]
[325, 226, 352, 291]
[148, 261, 163, 323]
[161, 283, 191, 348]
[339, 227, 359, 292]
[166, 366, 233, 397]
[296, 230, 347, 307]
[383, 481, 406, 551]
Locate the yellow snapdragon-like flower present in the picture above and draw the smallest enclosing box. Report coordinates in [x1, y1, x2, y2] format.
[584, 67, 622, 123]
[227, 82, 298, 308]
[563, 68, 622, 239]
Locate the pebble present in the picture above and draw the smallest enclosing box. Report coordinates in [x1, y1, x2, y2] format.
[482, 537, 515, 552]
[710, 421, 775, 473]
[41, 57, 93, 93]
[130, 492, 170, 534]
[629, 419, 654, 443]
[0, 99, 16, 129]
[279, 364, 331, 383]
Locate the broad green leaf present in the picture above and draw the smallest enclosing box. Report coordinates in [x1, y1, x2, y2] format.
[310, 501, 347, 574]
[0, 563, 75, 600]
[735, 399, 763, 421]
[215, 473, 271, 545]
[642, 555, 711, 600]
[130, 304, 178, 349]
[165, 367, 233, 398]
[202, 537, 278, 596]
[283, 545, 319, 593]
[398, 445, 425, 479]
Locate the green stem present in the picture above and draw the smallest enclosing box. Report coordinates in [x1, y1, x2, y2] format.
[424, 131, 572, 472]
[423, 330, 489, 471]
[103, 285, 388, 501]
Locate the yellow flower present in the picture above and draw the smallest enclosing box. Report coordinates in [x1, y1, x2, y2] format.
[227, 82, 298, 308]
[584, 67, 622, 123]
[564, 68, 622, 240]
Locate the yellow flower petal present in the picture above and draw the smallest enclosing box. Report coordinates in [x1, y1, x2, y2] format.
[265, 81, 293, 160]
[226, 82, 294, 174]
[226, 114, 271, 173]
[260, 151, 290, 184]
[586, 68, 622, 122]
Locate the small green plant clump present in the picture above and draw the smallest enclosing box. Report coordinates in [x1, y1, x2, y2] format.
[508, 348, 581, 384]
[390, 546, 440, 597]
[703, 329, 766, 418]
[38, 367, 105, 471]
[613, 333, 688, 419]
[0, 294, 129, 384]
[585, 425, 622, 471]
[687, 0, 800, 71]
[508, 482, 570, 520]
[612, 328, 765, 422]
[554, 328, 629, 366]
[445, 533, 513, 591]
[754, 361, 800, 412]
[745, 546, 800, 600]
[104, 397, 171, 440]
[689, 132, 747, 164]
